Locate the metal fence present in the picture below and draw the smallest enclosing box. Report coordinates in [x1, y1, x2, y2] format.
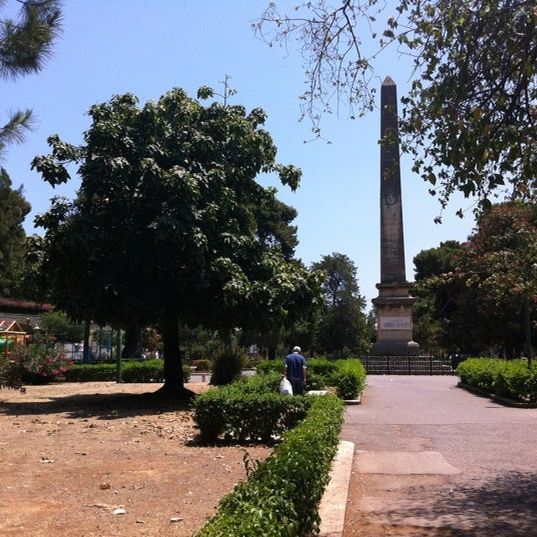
[360, 355, 455, 375]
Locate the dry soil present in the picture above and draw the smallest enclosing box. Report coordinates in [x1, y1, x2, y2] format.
[0, 382, 271, 537]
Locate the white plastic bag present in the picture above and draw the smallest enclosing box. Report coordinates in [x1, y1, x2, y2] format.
[280, 377, 293, 396]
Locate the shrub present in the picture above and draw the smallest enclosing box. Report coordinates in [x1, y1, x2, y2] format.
[0, 355, 23, 389]
[456, 358, 502, 393]
[239, 372, 281, 393]
[194, 375, 309, 442]
[195, 395, 344, 537]
[255, 359, 283, 376]
[121, 361, 164, 383]
[307, 357, 338, 377]
[210, 349, 247, 386]
[1, 344, 72, 386]
[331, 359, 366, 400]
[65, 360, 191, 383]
[191, 359, 211, 371]
[456, 358, 537, 403]
[493, 360, 537, 403]
[256, 357, 367, 399]
[304, 372, 326, 391]
[244, 356, 262, 369]
[65, 362, 115, 382]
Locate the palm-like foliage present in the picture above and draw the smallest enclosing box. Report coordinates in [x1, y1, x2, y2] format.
[0, 0, 62, 154]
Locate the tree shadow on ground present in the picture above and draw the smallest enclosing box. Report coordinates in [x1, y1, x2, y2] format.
[187, 434, 280, 448]
[0, 390, 194, 420]
[381, 471, 537, 537]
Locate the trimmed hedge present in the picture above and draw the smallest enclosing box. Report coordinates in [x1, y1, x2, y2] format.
[256, 357, 366, 399]
[195, 394, 344, 537]
[306, 358, 339, 377]
[255, 357, 338, 378]
[332, 359, 367, 399]
[456, 358, 537, 403]
[255, 359, 283, 376]
[65, 360, 191, 383]
[191, 359, 212, 371]
[194, 374, 310, 441]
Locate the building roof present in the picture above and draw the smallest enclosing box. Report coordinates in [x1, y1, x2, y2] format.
[0, 298, 54, 314]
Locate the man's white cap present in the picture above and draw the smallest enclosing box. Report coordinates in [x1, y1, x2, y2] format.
[293, 346, 301, 352]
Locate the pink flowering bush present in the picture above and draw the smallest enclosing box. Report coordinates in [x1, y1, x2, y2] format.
[5, 344, 73, 386]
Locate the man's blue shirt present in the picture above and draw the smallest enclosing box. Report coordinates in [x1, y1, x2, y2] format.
[285, 353, 306, 380]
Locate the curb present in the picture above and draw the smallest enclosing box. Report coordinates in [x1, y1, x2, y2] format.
[344, 392, 361, 405]
[318, 440, 355, 537]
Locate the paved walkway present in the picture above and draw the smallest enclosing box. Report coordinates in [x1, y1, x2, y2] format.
[341, 376, 537, 537]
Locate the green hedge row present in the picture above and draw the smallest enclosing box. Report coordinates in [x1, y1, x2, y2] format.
[65, 360, 191, 383]
[456, 358, 537, 403]
[194, 374, 310, 442]
[195, 394, 344, 537]
[332, 359, 367, 399]
[256, 357, 366, 399]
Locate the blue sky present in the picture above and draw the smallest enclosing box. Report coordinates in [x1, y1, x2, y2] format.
[2, 1, 476, 306]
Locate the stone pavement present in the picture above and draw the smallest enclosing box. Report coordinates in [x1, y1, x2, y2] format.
[341, 376, 537, 536]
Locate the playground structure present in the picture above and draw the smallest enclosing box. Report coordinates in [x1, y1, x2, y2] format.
[0, 320, 28, 357]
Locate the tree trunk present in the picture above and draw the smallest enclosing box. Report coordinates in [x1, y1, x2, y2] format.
[82, 320, 91, 362]
[159, 312, 193, 400]
[268, 346, 276, 360]
[122, 324, 140, 359]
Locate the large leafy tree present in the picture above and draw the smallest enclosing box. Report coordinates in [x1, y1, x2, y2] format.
[40, 311, 84, 344]
[455, 202, 537, 357]
[256, 1, 537, 213]
[311, 252, 369, 357]
[254, 196, 298, 260]
[412, 240, 463, 353]
[413, 203, 537, 357]
[32, 88, 323, 397]
[0, 0, 62, 154]
[0, 168, 31, 296]
[14, 234, 48, 301]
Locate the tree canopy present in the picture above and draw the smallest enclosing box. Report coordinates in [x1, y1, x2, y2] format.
[0, 0, 62, 155]
[256, 1, 537, 213]
[412, 240, 463, 353]
[413, 202, 537, 356]
[40, 311, 84, 344]
[311, 252, 369, 357]
[458, 202, 537, 312]
[0, 168, 31, 297]
[414, 240, 462, 282]
[32, 88, 323, 396]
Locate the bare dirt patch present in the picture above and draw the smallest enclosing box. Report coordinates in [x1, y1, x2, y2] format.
[0, 382, 271, 537]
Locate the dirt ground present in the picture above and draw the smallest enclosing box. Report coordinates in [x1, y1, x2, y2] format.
[0, 382, 271, 537]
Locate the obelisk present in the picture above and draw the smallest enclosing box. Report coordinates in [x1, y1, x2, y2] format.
[371, 76, 420, 356]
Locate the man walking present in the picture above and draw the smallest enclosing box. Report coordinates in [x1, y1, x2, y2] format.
[284, 346, 307, 395]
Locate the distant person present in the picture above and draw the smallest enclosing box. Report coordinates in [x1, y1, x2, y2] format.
[284, 346, 307, 395]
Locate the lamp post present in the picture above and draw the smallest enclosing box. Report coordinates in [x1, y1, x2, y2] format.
[522, 294, 532, 367]
[523, 262, 537, 368]
[32, 324, 41, 343]
[516, 229, 535, 368]
[116, 329, 123, 383]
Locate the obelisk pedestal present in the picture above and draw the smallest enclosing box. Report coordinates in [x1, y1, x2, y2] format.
[371, 77, 420, 356]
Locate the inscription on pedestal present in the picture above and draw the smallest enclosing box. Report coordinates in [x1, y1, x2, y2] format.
[379, 317, 411, 330]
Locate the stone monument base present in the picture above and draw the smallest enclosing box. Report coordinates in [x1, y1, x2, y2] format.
[370, 339, 421, 356]
[372, 281, 420, 356]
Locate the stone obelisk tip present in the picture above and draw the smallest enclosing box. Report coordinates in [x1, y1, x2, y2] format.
[382, 76, 396, 86]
